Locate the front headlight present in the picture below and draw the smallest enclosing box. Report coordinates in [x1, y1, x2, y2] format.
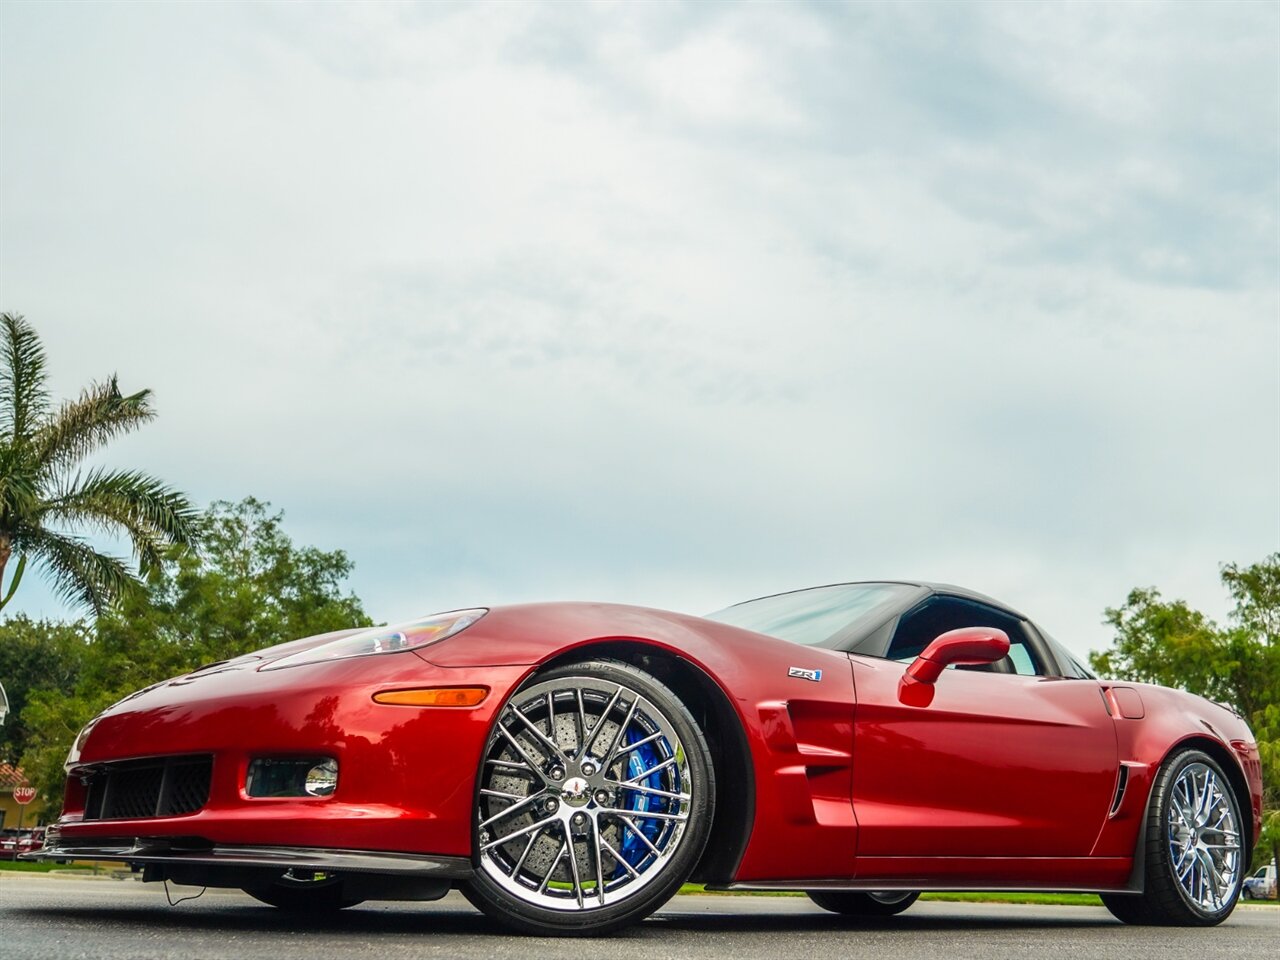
[65, 718, 97, 769]
[260, 609, 487, 671]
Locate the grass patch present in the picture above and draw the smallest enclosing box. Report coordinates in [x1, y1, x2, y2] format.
[677, 884, 1105, 905]
[0, 859, 67, 872]
[921, 892, 1102, 906]
[0, 859, 127, 874]
[679, 883, 803, 897]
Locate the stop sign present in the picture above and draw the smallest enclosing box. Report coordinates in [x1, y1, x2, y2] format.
[13, 786, 36, 805]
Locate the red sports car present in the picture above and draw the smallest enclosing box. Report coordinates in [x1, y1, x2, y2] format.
[30, 581, 1262, 935]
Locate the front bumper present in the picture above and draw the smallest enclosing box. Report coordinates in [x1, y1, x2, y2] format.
[52, 653, 530, 859]
[23, 831, 472, 879]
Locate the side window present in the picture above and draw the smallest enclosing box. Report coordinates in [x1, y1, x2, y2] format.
[1006, 643, 1037, 677]
[885, 597, 1042, 677]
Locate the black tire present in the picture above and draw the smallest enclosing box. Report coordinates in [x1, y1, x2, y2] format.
[242, 872, 362, 913]
[463, 659, 715, 936]
[1101, 749, 1245, 926]
[1098, 891, 1149, 924]
[806, 890, 920, 916]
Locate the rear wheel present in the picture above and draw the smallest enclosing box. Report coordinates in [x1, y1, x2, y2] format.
[807, 890, 920, 916]
[242, 870, 362, 913]
[1101, 749, 1244, 926]
[463, 660, 715, 935]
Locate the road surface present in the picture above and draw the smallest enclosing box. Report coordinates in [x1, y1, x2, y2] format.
[1, 873, 1275, 960]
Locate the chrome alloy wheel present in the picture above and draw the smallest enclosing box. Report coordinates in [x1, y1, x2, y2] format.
[1167, 761, 1241, 912]
[476, 674, 693, 912]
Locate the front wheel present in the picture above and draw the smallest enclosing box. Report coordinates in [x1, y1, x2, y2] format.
[463, 659, 715, 936]
[807, 890, 920, 916]
[1102, 749, 1244, 926]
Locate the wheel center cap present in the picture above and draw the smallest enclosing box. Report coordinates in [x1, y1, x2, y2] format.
[561, 777, 591, 807]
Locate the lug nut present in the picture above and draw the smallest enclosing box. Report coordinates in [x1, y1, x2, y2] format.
[572, 812, 586, 826]
[581, 761, 597, 776]
[544, 798, 559, 813]
[594, 790, 610, 806]
[549, 767, 565, 781]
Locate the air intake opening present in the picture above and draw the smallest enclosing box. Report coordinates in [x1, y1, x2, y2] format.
[83, 755, 213, 821]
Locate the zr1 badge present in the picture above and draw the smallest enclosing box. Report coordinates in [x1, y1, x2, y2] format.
[787, 666, 822, 682]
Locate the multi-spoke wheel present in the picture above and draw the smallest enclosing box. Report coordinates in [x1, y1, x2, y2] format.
[806, 890, 920, 917]
[463, 659, 715, 935]
[242, 870, 362, 913]
[1102, 749, 1244, 926]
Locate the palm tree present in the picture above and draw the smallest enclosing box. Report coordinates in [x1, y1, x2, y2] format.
[0, 313, 198, 614]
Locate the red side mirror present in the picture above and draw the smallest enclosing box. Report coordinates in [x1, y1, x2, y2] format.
[898, 626, 1010, 705]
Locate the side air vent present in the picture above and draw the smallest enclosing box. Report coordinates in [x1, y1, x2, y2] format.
[1109, 764, 1130, 817]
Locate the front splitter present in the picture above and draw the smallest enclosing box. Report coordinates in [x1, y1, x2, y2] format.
[23, 837, 473, 879]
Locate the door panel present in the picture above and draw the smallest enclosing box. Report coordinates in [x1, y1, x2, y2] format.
[850, 654, 1117, 859]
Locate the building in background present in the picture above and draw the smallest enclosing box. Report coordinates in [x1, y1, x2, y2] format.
[1, 762, 44, 831]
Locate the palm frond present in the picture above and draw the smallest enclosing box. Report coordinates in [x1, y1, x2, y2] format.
[0, 313, 50, 443]
[0, 553, 28, 610]
[39, 467, 200, 559]
[30, 376, 156, 474]
[25, 528, 136, 614]
[0, 456, 40, 531]
[0, 315, 200, 611]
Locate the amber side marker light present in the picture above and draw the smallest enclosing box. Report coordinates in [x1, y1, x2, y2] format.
[373, 687, 489, 707]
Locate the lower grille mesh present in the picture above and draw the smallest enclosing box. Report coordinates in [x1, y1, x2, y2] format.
[84, 756, 213, 821]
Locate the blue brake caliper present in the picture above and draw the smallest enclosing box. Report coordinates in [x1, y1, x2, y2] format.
[616, 726, 666, 875]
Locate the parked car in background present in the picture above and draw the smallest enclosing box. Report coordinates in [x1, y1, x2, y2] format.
[0, 827, 45, 860]
[1242, 862, 1276, 899]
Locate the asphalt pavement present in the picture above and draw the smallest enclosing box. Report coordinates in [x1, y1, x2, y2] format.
[1, 873, 1275, 960]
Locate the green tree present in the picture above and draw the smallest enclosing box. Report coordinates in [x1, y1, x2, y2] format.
[0, 313, 198, 613]
[0, 615, 88, 764]
[1090, 554, 1280, 873]
[18, 497, 373, 807]
[19, 688, 116, 812]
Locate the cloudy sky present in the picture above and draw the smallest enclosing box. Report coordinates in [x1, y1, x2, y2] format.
[1, 1, 1276, 659]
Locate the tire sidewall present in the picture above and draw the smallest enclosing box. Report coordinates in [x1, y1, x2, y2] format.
[465, 659, 715, 935]
[806, 890, 920, 916]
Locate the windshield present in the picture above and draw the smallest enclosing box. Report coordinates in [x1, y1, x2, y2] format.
[706, 582, 917, 647]
[1043, 633, 1097, 679]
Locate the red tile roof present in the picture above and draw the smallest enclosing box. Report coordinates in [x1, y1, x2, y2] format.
[0, 763, 29, 792]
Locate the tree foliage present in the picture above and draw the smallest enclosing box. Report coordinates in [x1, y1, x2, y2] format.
[0, 615, 89, 765]
[1091, 554, 1280, 870]
[17, 497, 373, 806]
[0, 313, 199, 614]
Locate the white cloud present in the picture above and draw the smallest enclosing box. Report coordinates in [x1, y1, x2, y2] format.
[1, 0, 1276, 657]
